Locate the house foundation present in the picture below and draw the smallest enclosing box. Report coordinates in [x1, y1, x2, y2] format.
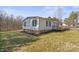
[23, 29, 51, 35]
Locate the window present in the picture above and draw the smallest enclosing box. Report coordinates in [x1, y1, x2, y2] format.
[24, 22, 26, 26]
[46, 21, 51, 27]
[32, 20, 37, 26]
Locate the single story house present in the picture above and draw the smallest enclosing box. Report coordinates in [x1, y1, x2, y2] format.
[22, 16, 61, 34]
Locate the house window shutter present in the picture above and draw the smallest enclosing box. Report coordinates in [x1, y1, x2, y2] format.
[49, 21, 51, 27]
[46, 21, 48, 27]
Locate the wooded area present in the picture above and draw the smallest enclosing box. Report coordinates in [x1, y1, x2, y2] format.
[0, 10, 23, 31]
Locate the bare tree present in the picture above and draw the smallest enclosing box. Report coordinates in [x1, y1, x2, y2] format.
[0, 10, 23, 32]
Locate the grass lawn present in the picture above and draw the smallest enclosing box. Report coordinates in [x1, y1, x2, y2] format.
[0, 29, 79, 52]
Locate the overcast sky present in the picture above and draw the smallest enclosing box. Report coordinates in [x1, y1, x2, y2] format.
[0, 6, 79, 19]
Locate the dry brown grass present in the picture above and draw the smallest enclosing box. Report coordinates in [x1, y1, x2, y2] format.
[0, 29, 79, 52]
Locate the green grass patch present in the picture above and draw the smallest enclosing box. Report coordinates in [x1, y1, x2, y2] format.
[0, 29, 79, 52]
[0, 31, 38, 52]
